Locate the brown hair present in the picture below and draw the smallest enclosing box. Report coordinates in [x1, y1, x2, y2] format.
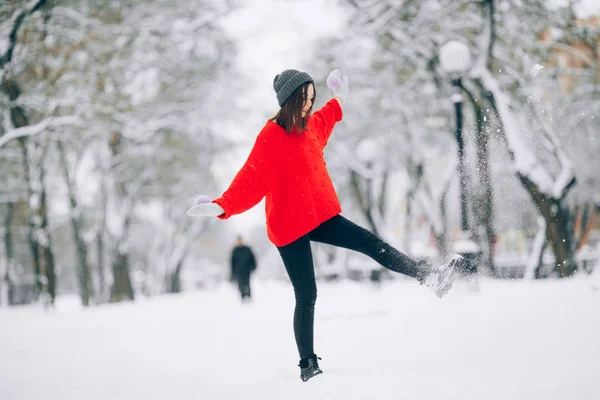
[272, 83, 315, 133]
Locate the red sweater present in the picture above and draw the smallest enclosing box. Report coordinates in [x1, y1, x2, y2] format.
[213, 99, 343, 246]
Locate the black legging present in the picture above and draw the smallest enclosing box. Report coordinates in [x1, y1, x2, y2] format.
[277, 214, 426, 360]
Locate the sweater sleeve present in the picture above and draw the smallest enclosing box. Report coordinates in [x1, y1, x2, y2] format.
[212, 149, 268, 220]
[308, 99, 343, 149]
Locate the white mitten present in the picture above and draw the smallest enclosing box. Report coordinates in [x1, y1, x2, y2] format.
[326, 69, 349, 103]
[187, 195, 225, 217]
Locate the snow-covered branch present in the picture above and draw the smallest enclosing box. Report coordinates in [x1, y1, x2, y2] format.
[0, 115, 82, 149]
[473, 66, 555, 195]
[550, 43, 596, 68]
[331, 143, 379, 180]
[51, 6, 104, 29]
[530, 104, 576, 199]
[525, 217, 546, 279]
[0, 0, 47, 71]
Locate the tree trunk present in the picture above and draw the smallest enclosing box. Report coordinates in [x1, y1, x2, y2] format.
[534, 234, 549, 280]
[1, 203, 15, 306]
[463, 84, 495, 275]
[109, 212, 135, 302]
[350, 170, 381, 236]
[404, 157, 423, 257]
[169, 260, 183, 294]
[38, 167, 56, 304]
[57, 140, 93, 306]
[570, 202, 596, 252]
[73, 216, 93, 306]
[96, 168, 108, 302]
[525, 217, 546, 279]
[519, 175, 577, 277]
[434, 181, 451, 261]
[3, 77, 55, 303]
[106, 130, 136, 302]
[2, 79, 40, 299]
[109, 252, 134, 302]
[19, 139, 41, 298]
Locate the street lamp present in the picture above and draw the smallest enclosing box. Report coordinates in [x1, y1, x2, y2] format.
[439, 40, 480, 272]
[439, 40, 471, 232]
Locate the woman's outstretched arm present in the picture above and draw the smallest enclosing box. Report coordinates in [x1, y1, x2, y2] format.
[213, 162, 268, 219]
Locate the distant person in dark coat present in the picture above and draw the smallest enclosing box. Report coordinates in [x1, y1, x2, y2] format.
[230, 236, 257, 301]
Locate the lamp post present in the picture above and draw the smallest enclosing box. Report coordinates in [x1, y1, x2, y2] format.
[439, 40, 479, 272]
[439, 40, 471, 232]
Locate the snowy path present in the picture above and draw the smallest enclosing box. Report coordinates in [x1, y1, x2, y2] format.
[1, 278, 599, 400]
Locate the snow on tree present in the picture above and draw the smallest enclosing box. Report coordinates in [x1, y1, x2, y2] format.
[316, 0, 597, 278]
[467, 0, 595, 277]
[0, 0, 242, 305]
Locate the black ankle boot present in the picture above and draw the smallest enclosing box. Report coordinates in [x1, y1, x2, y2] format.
[299, 354, 322, 382]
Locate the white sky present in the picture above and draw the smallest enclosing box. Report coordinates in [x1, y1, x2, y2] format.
[219, 0, 348, 117]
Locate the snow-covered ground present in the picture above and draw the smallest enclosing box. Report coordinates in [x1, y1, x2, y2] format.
[1, 277, 599, 400]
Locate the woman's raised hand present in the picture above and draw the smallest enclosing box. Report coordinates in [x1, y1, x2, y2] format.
[327, 69, 348, 103]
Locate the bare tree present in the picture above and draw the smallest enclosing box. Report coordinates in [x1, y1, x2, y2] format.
[57, 139, 93, 306]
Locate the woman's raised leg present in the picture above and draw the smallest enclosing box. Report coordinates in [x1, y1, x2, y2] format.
[308, 215, 426, 280]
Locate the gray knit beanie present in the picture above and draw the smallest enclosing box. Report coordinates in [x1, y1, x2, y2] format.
[272, 69, 314, 107]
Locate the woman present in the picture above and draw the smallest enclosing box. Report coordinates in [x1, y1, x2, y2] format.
[192, 69, 466, 382]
